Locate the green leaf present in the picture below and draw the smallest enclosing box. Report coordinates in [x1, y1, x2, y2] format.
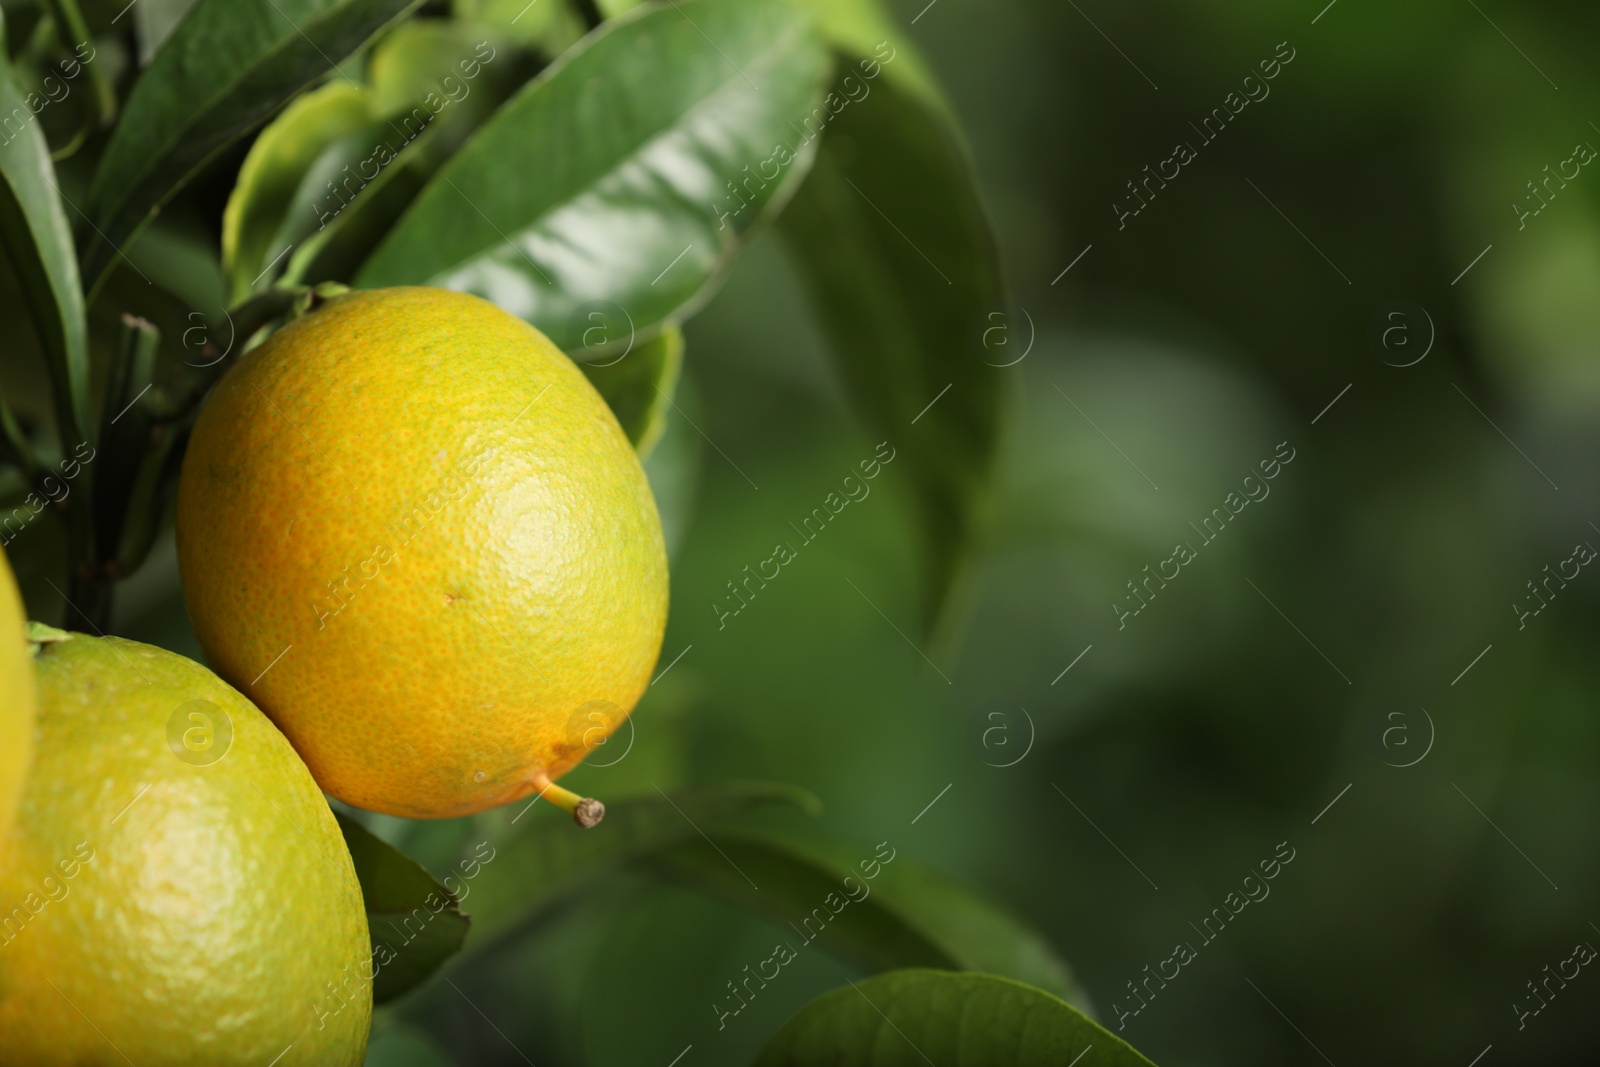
[282, 32, 522, 289]
[365, 19, 504, 120]
[42, 0, 117, 127]
[335, 811, 471, 1005]
[270, 115, 412, 269]
[754, 970, 1159, 1067]
[126, 216, 229, 315]
[362, 23, 523, 179]
[279, 133, 432, 289]
[655, 833, 1090, 1010]
[578, 324, 683, 458]
[0, 8, 89, 446]
[789, 0, 943, 108]
[132, 0, 201, 65]
[460, 781, 819, 954]
[779, 66, 1006, 629]
[221, 81, 373, 303]
[80, 0, 423, 291]
[364, 1025, 457, 1066]
[454, 0, 585, 54]
[356, 0, 831, 352]
[223, 27, 519, 299]
[92, 316, 161, 574]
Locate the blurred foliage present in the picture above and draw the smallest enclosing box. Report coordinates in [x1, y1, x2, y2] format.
[753, 970, 1152, 1067]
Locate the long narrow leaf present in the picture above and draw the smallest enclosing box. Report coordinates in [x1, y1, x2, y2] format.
[0, 9, 89, 446]
[221, 81, 372, 302]
[656, 832, 1090, 1009]
[336, 812, 471, 1005]
[356, 0, 830, 353]
[755, 970, 1160, 1067]
[779, 67, 1007, 629]
[81, 0, 421, 289]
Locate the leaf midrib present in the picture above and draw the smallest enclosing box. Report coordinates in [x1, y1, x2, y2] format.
[402, 12, 814, 286]
[93, 0, 403, 233]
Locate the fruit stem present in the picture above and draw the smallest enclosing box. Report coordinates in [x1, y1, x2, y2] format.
[293, 282, 351, 318]
[532, 776, 605, 828]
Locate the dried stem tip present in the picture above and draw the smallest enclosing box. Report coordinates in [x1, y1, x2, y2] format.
[573, 797, 606, 828]
[535, 778, 606, 829]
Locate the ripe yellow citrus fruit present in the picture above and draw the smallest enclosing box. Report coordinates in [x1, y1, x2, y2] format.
[0, 549, 32, 844]
[176, 286, 668, 819]
[0, 629, 370, 1065]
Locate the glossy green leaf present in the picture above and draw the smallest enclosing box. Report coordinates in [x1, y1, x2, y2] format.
[579, 325, 683, 458]
[460, 781, 819, 954]
[790, 0, 943, 108]
[0, 8, 89, 445]
[755, 970, 1159, 1067]
[222, 27, 516, 298]
[335, 811, 471, 1005]
[281, 138, 431, 288]
[779, 67, 1006, 629]
[363, 23, 523, 180]
[356, 0, 831, 352]
[283, 32, 520, 288]
[271, 115, 411, 267]
[80, 0, 422, 291]
[656, 833, 1090, 1010]
[221, 81, 373, 303]
[132, 0, 201, 65]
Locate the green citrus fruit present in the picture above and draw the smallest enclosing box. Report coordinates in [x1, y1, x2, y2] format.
[0, 629, 370, 1064]
[0, 549, 32, 844]
[175, 286, 668, 819]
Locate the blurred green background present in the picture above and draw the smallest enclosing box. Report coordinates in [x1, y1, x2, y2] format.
[12, 0, 1600, 1063]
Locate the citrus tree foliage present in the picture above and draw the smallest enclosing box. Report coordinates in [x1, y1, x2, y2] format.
[0, 0, 1158, 1062]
